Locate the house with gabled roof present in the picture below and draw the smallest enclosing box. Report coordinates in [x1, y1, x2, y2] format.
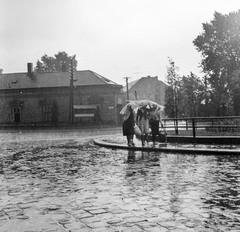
[0, 63, 123, 126]
[123, 75, 167, 106]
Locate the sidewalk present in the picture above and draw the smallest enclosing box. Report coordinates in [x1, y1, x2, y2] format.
[94, 135, 240, 155]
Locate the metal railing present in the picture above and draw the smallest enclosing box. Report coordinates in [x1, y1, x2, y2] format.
[162, 116, 240, 138]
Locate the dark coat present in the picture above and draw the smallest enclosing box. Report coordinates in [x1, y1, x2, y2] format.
[122, 108, 134, 136]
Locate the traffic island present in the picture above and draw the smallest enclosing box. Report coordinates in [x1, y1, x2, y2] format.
[93, 136, 240, 155]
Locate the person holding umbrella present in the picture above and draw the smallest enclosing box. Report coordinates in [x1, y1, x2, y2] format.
[149, 106, 163, 146]
[136, 105, 150, 146]
[122, 104, 135, 146]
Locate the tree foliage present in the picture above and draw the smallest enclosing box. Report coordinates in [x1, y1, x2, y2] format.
[164, 59, 211, 118]
[164, 58, 184, 118]
[181, 73, 207, 117]
[35, 51, 78, 73]
[193, 10, 240, 116]
[164, 11, 240, 118]
[230, 70, 240, 115]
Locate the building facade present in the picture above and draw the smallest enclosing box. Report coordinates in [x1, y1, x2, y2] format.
[123, 76, 167, 106]
[0, 64, 123, 126]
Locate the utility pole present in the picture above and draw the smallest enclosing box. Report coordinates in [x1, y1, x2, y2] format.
[134, 90, 137, 100]
[124, 77, 130, 101]
[69, 58, 74, 124]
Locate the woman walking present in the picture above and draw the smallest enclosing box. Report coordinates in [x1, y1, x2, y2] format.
[136, 105, 150, 146]
[122, 105, 135, 146]
[149, 106, 163, 146]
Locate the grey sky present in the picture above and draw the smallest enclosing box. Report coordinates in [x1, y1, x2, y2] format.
[0, 0, 239, 85]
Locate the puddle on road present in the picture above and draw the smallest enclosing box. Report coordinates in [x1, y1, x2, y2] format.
[0, 139, 239, 231]
[123, 149, 240, 230]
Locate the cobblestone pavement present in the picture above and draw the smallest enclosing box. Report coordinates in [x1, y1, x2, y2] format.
[0, 129, 240, 231]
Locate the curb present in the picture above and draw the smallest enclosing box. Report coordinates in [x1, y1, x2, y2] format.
[167, 136, 240, 144]
[93, 139, 240, 155]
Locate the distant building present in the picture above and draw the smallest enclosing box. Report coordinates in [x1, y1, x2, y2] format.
[122, 75, 167, 106]
[0, 63, 123, 126]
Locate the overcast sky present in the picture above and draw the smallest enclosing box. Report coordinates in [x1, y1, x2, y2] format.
[0, 0, 239, 85]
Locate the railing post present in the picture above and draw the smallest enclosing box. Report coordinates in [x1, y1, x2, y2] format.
[192, 118, 196, 138]
[175, 119, 179, 135]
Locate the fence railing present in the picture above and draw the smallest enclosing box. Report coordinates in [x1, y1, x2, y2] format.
[162, 116, 240, 138]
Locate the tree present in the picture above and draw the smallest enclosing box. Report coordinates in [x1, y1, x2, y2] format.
[193, 10, 240, 116]
[35, 51, 78, 73]
[230, 70, 240, 115]
[164, 58, 184, 118]
[164, 59, 213, 118]
[181, 73, 206, 117]
[164, 86, 175, 118]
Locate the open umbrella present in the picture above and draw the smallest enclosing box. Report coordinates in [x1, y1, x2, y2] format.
[131, 99, 163, 110]
[120, 100, 139, 115]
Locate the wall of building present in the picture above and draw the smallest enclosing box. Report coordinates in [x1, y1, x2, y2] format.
[0, 85, 123, 126]
[126, 76, 166, 106]
[73, 85, 123, 124]
[0, 88, 68, 124]
[0, 94, 11, 122]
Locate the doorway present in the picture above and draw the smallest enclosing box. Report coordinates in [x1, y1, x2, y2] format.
[13, 107, 21, 123]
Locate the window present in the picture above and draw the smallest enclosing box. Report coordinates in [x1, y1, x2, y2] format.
[42, 105, 51, 122]
[13, 107, 21, 123]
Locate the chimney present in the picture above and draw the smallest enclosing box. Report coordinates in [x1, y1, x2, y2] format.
[27, 63, 33, 77]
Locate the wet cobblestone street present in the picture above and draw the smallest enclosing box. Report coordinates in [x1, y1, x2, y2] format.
[0, 129, 240, 231]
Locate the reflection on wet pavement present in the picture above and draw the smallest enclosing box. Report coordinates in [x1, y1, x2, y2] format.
[0, 136, 240, 231]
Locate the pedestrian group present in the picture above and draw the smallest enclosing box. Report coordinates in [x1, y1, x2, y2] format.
[122, 103, 164, 147]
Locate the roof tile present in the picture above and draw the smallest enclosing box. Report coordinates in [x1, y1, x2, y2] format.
[0, 70, 120, 90]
